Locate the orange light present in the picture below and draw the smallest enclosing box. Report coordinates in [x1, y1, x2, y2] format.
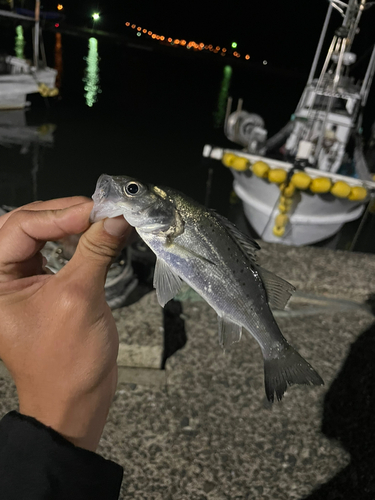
[137, 27, 141, 31]
[142, 29, 147, 33]
[245, 54, 250, 60]
[131, 24, 136, 29]
[160, 36, 165, 41]
[204, 45, 208, 49]
[181, 40, 186, 45]
[199, 43, 204, 48]
[148, 31, 152, 35]
[208, 44, 213, 50]
[168, 37, 172, 42]
[152, 34, 156, 39]
[57, 4, 63, 10]
[174, 39, 180, 44]
[216, 46, 220, 50]
[222, 48, 227, 52]
[125, 22, 130, 26]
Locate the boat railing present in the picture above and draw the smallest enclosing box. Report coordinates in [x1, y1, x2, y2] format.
[5, 56, 31, 75]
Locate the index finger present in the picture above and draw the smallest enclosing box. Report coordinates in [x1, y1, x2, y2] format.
[0, 202, 92, 273]
[0, 197, 91, 230]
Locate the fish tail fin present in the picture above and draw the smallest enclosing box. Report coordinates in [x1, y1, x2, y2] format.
[263, 344, 324, 402]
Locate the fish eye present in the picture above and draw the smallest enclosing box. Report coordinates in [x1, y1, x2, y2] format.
[125, 182, 139, 195]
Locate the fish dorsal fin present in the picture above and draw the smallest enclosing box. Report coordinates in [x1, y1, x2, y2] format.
[213, 212, 260, 263]
[256, 265, 295, 310]
[153, 258, 183, 307]
[218, 316, 242, 350]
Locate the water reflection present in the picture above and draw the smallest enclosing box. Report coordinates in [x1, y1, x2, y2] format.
[54, 32, 63, 89]
[83, 37, 101, 107]
[14, 25, 25, 60]
[214, 65, 232, 128]
[0, 110, 56, 204]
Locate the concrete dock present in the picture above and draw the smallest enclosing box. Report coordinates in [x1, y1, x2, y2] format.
[1, 241, 374, 499]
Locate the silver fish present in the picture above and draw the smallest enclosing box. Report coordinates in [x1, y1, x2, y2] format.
[90, 174, 323, 402]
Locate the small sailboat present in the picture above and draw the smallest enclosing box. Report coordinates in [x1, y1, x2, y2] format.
[203, 0, 375, 246]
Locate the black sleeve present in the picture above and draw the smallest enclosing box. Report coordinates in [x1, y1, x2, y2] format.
[0, 411, 123, 500]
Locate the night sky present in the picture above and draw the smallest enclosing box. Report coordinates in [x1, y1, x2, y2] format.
[35, 1, 375, 72]
[39, 1, 335, 68]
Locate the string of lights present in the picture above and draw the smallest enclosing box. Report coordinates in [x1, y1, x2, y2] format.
[124, 22, 251, 61]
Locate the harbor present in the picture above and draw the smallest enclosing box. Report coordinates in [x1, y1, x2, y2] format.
[0, 1, 375, 498]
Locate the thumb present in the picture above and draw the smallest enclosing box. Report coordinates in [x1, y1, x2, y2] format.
[62, 216, 132, 285]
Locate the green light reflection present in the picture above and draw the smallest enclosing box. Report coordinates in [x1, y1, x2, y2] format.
[15, 25, 25, 59]
[83, 37, 101, 107]
[214, 65, 232, 128]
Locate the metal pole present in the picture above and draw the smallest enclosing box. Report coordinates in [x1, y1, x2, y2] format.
[306, 2, 333, 86]
[360, 45, 375, 106]
[33, 0, 40, 69]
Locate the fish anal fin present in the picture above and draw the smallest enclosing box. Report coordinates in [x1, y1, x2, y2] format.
[256, 266, 295, 310]
[218, 316, 242, 351]
[153, 258, 183, 307]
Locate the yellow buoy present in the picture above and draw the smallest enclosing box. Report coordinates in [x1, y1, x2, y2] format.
[273, 226, 285, 237]
[48, 88, 59, 97]
[275, 214, 289, 227]
[279, 182, 295, 197]
[268, 168, 287, 184]
[348, 186, 367, 201]
[278, 203, 287, 213]
[310, 177, 332, 194]
[252, 161, 270, 178]
[231, 156, 250, 171]
[291, 172, 311, 190]
[330, 181, 351, 198]
[222, 153, 236, 167]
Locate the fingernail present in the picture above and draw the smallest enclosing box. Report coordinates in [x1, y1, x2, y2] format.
[103, 216, 129, 237]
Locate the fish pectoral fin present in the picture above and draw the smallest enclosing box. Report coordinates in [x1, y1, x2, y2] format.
[218, 316, 242, 350]
[153, 258, 183, 307]
[256, 265, 295, 310]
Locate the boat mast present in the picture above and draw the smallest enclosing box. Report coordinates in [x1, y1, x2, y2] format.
[33, 0, 40, 69]
[312, 0, 367, 166]
[306, 1, 333, 87]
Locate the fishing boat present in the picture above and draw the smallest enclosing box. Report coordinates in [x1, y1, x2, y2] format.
[0, 1, 58, 110]
[203, 0, 375, 246]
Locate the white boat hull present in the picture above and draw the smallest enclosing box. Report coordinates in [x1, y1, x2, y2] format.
[233, 171, 365, 246]
[0, 69, 57, 110]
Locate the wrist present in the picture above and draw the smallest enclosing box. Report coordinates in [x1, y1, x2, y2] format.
[18, 366, 117, 452]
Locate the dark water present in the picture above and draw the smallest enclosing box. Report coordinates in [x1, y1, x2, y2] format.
[1, 25, 374, 252]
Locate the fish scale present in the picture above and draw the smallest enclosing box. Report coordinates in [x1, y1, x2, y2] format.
[90, 174, 324, 402]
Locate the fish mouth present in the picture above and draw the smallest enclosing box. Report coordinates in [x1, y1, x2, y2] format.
[90, 174, 125, 223]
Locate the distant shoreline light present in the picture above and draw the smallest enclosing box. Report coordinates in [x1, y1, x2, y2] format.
[124, 21, 251, 63]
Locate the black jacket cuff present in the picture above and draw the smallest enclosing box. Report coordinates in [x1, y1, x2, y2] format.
[0, 411, 123, 500]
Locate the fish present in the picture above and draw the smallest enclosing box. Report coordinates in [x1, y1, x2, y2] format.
[90, 174, 324, 402]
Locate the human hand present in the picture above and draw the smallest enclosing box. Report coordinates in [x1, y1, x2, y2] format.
[0, 197, 132, 452]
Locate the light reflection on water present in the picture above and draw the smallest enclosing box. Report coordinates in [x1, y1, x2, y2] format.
[54, 32, 63, 89]
[214, 65, 232, 128]
[83, 37, 101, 107]
[14, 25, 25, 59]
